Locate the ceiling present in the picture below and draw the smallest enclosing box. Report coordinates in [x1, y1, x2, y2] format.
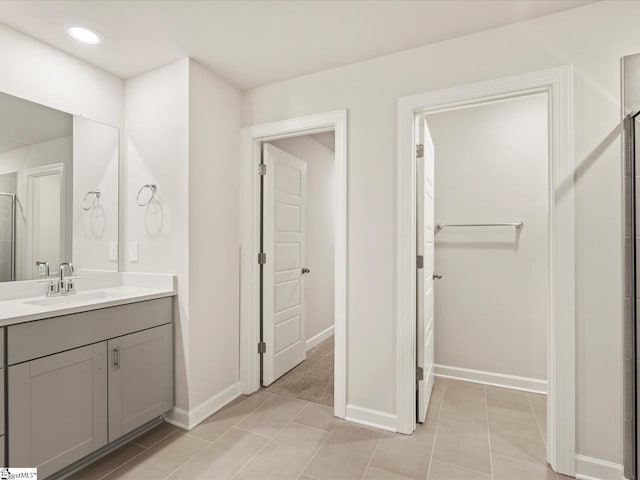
[0, 0, 595, 90]
[0, 92, 71, 154]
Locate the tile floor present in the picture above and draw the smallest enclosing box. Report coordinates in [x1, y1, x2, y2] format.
[69, 378, 572, 480]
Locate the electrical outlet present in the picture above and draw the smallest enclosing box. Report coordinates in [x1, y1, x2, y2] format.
[129, 242, 139, 263]
[110, 241, 118, 262]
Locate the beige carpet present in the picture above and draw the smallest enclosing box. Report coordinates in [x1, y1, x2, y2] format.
[264, 335, 334, 406]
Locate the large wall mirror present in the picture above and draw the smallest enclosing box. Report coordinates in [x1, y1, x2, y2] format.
[0, 91, 118, 282]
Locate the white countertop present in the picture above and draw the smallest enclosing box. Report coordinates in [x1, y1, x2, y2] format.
[0, 273, 176, 327]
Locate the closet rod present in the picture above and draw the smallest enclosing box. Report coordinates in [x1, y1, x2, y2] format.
[436, 221, 524, 230]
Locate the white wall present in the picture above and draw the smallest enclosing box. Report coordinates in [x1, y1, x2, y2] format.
[243, 0, 635, 464]
[125, 58, 242, 421]
[0, 23, 122, 133]
[0, 173, 16, 194]
[124, 58, 191, 410]
[429, 94, 549, 382]
[0, 137, 72, 280]
[270, 135, 335, 345]
[188, 58, 242, 411]
[73, 117, 119, 274]
[0, 22, 123, 272]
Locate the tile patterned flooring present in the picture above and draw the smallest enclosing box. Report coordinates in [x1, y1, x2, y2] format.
[69, 378, 572, 480]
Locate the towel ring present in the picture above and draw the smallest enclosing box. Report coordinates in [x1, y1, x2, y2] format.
[81, 190, 101, 211]
[136, 184, 157, 206]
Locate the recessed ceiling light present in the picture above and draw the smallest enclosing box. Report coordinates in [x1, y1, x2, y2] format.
[67, 26, 101, 45]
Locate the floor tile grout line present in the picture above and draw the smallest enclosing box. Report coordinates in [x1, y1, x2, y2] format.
[358, 430, 385, 480]
[491, 452, 560, 479]
[97, 393, 270, 480]
[489, 452, 552, 469]
[296, 418, 335, 479]
[159, 414, 286, 480]
[263, 388, 333, 410]
[229, 407, 307, 480]
[290, 419, 335, 434]
[130, 426, 178, 450]
[431, 458, 493, 478]
[527, 393, 547, 448]
[96, 445, 150, 480]
[484, 385, 495, 480]
[426, 378, 447, 480]
[161, 435, 211, 480]
[233, 424, 276, 440]
[97, 430, 184, 480]
[185, 392, 277, 444]
[181, 430, 216, 443]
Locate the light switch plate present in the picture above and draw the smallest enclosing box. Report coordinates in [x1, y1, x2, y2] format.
[129, 242, 139, 263]
[110, 241, 118, 262]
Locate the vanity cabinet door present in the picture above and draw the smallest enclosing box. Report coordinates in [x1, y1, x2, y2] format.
[108, 324, 173, 442]
[9, 343, 108, 478]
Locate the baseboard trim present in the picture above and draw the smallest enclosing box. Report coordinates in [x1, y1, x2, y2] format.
[435, 364, 547, 394]
[165, 381, 242, 430]
[345, 404, 397, 432]
[575, 454, 625, 480]
[306, 325, 334, 351]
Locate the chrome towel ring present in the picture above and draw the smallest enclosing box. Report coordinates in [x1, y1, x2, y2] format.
[136, 184, 157, 206]
[82, 190, 101, 211]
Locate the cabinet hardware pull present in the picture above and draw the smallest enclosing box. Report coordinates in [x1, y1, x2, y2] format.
[114, 346, 120, 370]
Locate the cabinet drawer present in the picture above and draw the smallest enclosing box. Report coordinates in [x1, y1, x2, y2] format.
[8, 298, 172, 365]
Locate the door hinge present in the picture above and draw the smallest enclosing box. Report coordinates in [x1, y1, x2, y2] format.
[258, 252, 266, 264]
[416, 255, 424, 269]
[258, 164, 267, 176]
[416, 366, 424, 381]
[258, 342, 266, 354]
[416, 144, 424, 159]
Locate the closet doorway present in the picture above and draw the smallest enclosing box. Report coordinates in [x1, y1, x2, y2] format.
[398, 67, 575, 475]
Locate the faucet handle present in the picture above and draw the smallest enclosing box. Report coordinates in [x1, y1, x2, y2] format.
[46, 282, 58, 297]
[65, 278, 76, 295]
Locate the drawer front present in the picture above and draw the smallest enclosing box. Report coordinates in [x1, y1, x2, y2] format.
[8, 297, 173, 365]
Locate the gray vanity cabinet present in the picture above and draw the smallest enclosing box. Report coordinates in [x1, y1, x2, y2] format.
[6, 297, 174, 477]
[8, 343, 108, 478]
[108, 324, 173, 442]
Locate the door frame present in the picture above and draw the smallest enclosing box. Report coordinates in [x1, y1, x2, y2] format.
[239, 109, 348, 419]
[396, 66, 575, 475]
[23, 163, 66, 280]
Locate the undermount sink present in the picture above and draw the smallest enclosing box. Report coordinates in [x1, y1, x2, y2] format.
[23, 290, 113, 307]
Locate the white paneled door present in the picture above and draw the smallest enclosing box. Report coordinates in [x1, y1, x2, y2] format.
[416, 118, 436, 423]
[262, 143, 308, 386]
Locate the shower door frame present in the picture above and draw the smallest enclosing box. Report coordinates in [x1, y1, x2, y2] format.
[396, 66, 575, 475]
[0, 192, 16, 281]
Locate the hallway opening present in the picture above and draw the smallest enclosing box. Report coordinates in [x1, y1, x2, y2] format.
[260, 133, 336, 407]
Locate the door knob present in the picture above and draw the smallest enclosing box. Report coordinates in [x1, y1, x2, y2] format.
[302, 267, 311, 274]
[433, 273, 443, 279]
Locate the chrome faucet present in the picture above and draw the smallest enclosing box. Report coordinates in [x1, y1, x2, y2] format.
[59, 262, 74, 282]
[46, 262, 76, 296]
[35, 261, 50, 278]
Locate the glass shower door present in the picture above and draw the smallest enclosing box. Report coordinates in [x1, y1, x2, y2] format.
[0, 193, 15, 282]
